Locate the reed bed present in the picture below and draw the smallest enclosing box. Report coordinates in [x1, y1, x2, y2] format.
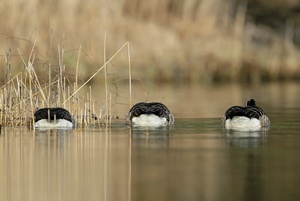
[0, 35, 132, 128]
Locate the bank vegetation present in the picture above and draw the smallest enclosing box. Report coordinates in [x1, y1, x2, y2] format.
[1, 0, 300, 85]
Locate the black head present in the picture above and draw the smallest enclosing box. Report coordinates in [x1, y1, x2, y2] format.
[246, 99, 256, 106]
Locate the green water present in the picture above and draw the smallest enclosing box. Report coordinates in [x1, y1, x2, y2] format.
[1, 83, 300, 201]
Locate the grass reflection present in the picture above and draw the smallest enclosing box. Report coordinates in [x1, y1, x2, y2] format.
[0, 127, 131, 201]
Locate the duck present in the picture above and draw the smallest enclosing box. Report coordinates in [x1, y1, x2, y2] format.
[222, 99, 270, 131]
[34, 107, 75, 129]
[126, 102, 175, 127]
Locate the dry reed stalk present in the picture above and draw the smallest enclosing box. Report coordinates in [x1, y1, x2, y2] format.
[2, 49, 10, 126]
[89, 86, 92, 125]
[8, 74, 20, 126]
[99, 108, 102, 125]
[25, 31, 47, 110]
[62, 42, 130, 105]
[0, 73, 23, 91]
[109, 92, 112, 127]
[48, 28, 53, 107]
[81, 107, 84, 128]
[72, 82, 77, 126]
[10, 79, 18, 98]
[67, 86, 70, 112]
[1, 89, 4, 126]
[29, 78, 35, 130]
[104, 32, 109, 127]
[17, 77, 23, 126]
[0, 72, 22, 122]
[92, 98, 96, 125]
[71, 46, 81, 126]
[28, 30, 38, 64]
[75, 45, 81, 93]
[86, 93, 89, 126]
[10, 79, 19, 126]
[4, 88, 6, 126]
[8, 89, 12, 126]
[0, 90, 3, 126]
[48, 64, 51, 106]
[63, 76, 66, 105]
[73, 92, 82, 128]
[60, 35, 66, 106]
[17, 49, 47, 104]
[13, 79, 58, 110]
[127, 43, 132, 109]
[57, 45, 61, 107]
[4, 46, 11, 106]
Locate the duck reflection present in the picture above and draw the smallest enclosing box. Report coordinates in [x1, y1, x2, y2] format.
[222, 128, 268, 201]
[129, 126, 172, 148]
[34, 128, 74, 135]
[244, 152, 263, 201]
[224, 129, 268, 148]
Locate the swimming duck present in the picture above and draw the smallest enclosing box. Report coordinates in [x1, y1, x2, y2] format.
[126, 102, 174, 127]
[34, 107, 75, 128]
[222, 99, 270, 131]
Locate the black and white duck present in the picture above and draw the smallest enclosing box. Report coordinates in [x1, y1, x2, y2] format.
[126, 102, 174, 127]
[34, 107, 75, 128]
[222, 99, 270, 131]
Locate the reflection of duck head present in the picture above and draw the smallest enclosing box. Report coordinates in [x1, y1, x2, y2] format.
[126, 102, 174, 127]
[222, 99, 270, 131]
[34, 107, 75, 129]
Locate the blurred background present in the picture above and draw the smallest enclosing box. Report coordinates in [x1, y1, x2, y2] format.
[1, 0, 300, 85]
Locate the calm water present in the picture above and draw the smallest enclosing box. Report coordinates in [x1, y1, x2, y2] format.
[1, 83, 300, 201]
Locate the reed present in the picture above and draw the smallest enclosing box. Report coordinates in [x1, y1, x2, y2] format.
[0, 34, 132, 128]
[127, 43, 132, 108]
[104, 32, 109, 127]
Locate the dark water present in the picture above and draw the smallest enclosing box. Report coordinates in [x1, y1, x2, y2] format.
[1, 83, 300, 201]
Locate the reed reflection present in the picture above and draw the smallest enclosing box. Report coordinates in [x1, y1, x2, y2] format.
[0, 127, 131, 201]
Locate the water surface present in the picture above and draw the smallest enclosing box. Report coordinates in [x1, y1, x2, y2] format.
[1, 83, 300, 201]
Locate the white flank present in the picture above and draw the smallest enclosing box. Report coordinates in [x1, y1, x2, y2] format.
[35, 119, 74, 129]
[132, 114, 168, 127]
[225, 116, 261, 131]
